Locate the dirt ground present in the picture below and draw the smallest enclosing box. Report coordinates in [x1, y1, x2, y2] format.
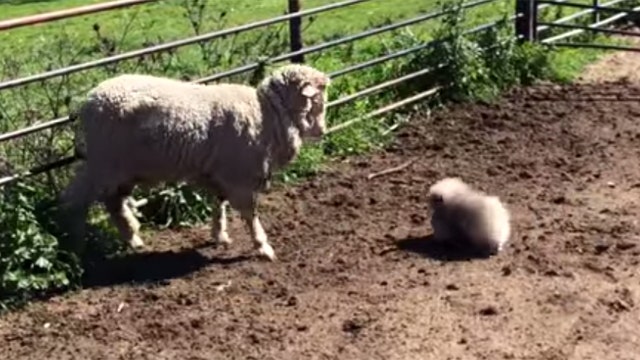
[2, 59, 640, 359]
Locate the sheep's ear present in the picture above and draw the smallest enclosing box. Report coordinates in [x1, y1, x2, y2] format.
[301, 84, 319, 98]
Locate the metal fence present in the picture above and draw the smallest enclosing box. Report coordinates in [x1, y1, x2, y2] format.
[519, 0, 640, 46]
[0, 0, 638, 188]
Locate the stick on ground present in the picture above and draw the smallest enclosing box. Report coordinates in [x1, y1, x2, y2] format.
[366, 158, 416, 180]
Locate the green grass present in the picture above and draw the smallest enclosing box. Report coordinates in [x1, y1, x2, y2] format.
[0, 0, 510, 83]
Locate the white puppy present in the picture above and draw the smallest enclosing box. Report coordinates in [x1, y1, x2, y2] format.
[428, 177, 511, 256]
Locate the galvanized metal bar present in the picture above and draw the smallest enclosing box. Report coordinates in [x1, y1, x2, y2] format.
[0, 0, 372, 92]
[542, 4, 639, 43]
[0, 116, 71, 143]
[327, 64, 445, 108]
[177, 0, 497, 84]
[538, 21, 640, 37]
[536, 0, 626, 32]
[0, 156, 77, 187]
[537, 0, 569, 11]
[330, 15, 516, 79]
[549, 41, 640, 51]
[0, 0, 155, 32]
[536, 0, 640, 14]
[327, 86, 442, 134]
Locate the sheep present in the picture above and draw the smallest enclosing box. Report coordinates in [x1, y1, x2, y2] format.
[58, 64, 332, 261]
[427, 177, 511, 256]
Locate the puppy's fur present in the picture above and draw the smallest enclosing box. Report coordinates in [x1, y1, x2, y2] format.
[428, 177, 511, 256]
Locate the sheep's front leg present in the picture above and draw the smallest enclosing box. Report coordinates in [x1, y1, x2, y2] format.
[241, 209, 275, 261]
[211, 199, 233, 246]
[227, 190, 275, 261]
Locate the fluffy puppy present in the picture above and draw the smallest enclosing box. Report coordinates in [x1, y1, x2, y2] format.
[428, 177, 511, 256]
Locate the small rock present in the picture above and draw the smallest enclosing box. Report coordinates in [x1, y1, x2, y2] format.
[190, 318, 203, 329]
[594, 243, 611, 254]
[479, 306, 498, 316]
[607, 181, 616, 188]
[445, 284, 459, 291]
[616, 242, 636, 251]
[544, 269, 559, 277]
[342, 319, 366, 334]
[501, 266, 512, 276]
[519, 170, 533, 179]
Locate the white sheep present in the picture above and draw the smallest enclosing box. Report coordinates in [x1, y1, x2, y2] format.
[427, 177, 511, 256]
[59, 64, 331, 261]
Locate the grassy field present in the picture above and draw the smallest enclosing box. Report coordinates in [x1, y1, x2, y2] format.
[0, 0, 630, 309]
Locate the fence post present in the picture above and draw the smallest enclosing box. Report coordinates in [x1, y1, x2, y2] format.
[593, 0, 600, 24]
[515, 0, 537, 42]
[288, 0, 304, 63]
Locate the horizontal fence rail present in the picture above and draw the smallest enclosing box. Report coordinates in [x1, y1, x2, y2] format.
[0, 0, 372, 92]
[195, 0, 496, 83]
[541, 1, 640, 44]
[535, 0, 640, 45]
[536, 0, 627, 33]
[0, 0, 155, 32]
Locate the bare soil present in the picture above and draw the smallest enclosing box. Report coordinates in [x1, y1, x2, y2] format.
[2, 80, 640, 359]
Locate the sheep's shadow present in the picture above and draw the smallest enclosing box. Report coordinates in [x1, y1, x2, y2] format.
[82, 248, 250, 288]
[395, 234, 493, 262]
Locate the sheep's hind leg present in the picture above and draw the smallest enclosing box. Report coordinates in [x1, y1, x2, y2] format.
[58, 164, 97, 256]
[211, 199, 233, 247]
[103, 185, 144, 249]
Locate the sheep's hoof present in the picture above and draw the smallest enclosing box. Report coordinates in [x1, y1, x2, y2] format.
[129, 234, 145, 249]
[258, 244, 277, 262]
[213, 232, 233, 247]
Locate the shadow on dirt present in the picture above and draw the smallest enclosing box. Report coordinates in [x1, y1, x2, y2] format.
[82, 249, 249, 288]
[396, 235, 493, 262]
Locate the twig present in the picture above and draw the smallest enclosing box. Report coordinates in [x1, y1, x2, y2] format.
[366, 159, 416, 180]
[215, 280, 232, 292]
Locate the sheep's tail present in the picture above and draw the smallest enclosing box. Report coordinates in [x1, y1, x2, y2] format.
[69, 110, 87, 160]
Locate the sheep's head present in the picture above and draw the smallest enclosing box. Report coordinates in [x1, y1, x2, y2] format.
[261, 64, 331, 141]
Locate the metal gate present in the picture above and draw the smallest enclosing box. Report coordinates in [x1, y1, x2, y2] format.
[517, 0, 640, 50]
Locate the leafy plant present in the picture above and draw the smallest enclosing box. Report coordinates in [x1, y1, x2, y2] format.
[0, 183, 81, 310]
